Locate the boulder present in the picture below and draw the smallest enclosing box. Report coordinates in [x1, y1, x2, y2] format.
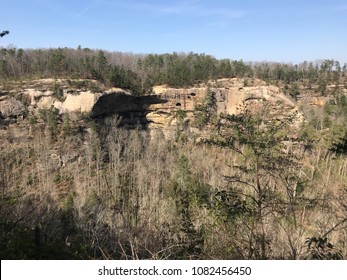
[0, 97, 26, 119]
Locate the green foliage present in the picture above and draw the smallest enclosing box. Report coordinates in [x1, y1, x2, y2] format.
[38, 106, 60, 139]
[175, 109, 187, 123]
[28, 114, 37, 125]
[175, 109, 188, 136]
[284, 83, 300, 100]
[307, 95, 347, 153]
[48, 48, 66, 76]
[0, 220, 91, 259]
[0, 58, 8, 78]
[215, 110, 291, 160]
[0, 47, 346, 95]
[62, 115, 72, 135]
[194, 87, 217, 128]
[328, 127, 347, 154]
[212, 189, 254, 222]
[207, 107, 302, 259]
[166, 156, 210, 208]
[165, 155, 210, 258]
[108, 65, 142, 95]
[299, 122, 319, 149]
[52, 82, 64, 101]
[0, 190, 87, 260]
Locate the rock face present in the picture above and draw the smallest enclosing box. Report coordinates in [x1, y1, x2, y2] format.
[1, 80, 134, 117]
[152, 78, 295, 114]
[149, 78, 303, 133]
[25, 88, 119, 114]
[0, 97, 26, 119]
[0, 79, 170, 129]
[0, 78, 304, 135]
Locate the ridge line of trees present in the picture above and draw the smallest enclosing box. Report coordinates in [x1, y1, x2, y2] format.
[1, 46, 346, 94]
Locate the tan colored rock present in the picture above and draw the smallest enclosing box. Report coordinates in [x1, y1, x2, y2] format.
[312, 97, 326, 107]
[2, 78, 304, 138]
[149, 78, 304, 134]
[0, 97, 26, 118]
[25, 89, 53, 104]
[60, 91, 103, 113]
[36, 96, 56, 109]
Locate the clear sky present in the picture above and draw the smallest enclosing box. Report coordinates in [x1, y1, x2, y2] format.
[1, 0, 346, 63]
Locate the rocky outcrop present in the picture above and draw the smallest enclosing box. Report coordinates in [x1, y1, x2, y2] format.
[149, 78, 304, 132]
[0, 97, 26, 119]
[0, 78, 304, 135]
[151, 78, 296, 114]
[0, 79, 169, 129]
[25, 88, 118, 114]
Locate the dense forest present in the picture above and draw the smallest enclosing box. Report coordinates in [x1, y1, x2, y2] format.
[1, 46, 346, 92]
[1, 46, 347, 260]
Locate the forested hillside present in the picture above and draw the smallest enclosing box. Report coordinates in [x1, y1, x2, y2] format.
[1, 46, 346, 91]
[1, 47, 347, 259]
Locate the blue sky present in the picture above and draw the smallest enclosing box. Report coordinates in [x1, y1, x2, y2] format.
[1, 0, 346, 63]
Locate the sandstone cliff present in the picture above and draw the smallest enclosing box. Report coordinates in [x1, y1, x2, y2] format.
[148, 78, 303, 136]
[0, 78, 303, 136]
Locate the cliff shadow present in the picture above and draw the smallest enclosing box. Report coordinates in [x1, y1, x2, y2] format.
[90, 92, 167, 128]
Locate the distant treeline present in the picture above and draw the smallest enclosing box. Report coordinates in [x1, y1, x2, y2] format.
[0, 46, 346, 94]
